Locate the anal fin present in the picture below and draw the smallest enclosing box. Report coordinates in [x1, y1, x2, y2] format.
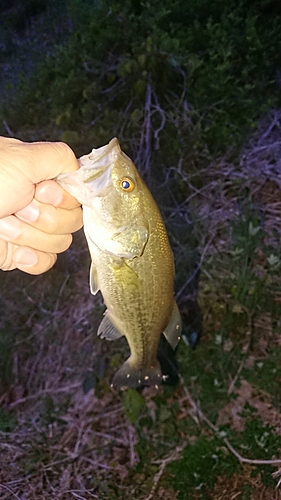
[97, 312, 123, 341]
[163, 300, 182, 349]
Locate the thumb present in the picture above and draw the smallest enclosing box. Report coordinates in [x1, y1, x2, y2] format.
[22, 141, 79, 182]
[0, 139, 79, 217]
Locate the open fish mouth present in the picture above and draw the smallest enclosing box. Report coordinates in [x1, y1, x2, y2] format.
[56, 138, 121, 204]
[84, 137, 120, 165]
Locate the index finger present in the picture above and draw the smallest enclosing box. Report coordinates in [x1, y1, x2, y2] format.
[35, 180, 81, 209]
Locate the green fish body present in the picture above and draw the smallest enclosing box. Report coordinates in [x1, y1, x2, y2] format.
[57, 138, 181, 390]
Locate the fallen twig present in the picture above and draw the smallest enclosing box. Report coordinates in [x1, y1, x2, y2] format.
[143, 444, 186, 500]
[180, 381, 281, 468]
[8, 382, 81, 408]
[0, 484, 21, 500]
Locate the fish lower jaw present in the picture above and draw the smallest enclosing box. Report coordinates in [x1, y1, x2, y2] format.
[111, 359, 163, 391]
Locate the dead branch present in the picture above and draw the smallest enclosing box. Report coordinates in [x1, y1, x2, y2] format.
[180, 381, 281, 469]
[8, 382, 81, 408]
[143, 444, 186, 500]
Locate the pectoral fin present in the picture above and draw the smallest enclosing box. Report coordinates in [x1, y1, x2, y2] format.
[110, 260, 141, 294]
[90, 262, 99, 295]
[163, 300, 182, 350]
[97, 312, 123, 341]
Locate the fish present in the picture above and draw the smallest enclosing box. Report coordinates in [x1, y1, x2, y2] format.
[56, 138, 182, 390]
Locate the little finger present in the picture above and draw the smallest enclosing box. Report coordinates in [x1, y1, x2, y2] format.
[13, 246, 57, 274]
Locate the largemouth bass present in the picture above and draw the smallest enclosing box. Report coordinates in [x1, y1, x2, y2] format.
[57, 138, 182, 390]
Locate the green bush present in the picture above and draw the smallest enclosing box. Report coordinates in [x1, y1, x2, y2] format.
[4, 0, 281, 158]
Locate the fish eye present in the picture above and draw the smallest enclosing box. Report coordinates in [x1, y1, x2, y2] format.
[119, 177, 135, 192]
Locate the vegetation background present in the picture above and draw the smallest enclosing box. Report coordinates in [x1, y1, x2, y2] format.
[0, 0, 281, 498]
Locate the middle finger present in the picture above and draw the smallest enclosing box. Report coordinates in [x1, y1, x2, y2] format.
[0, 215, 73, 254]
[16, 199, 83, 235]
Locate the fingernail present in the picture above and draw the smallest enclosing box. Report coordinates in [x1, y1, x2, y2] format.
[16, 200, 40, 222]
[0, 217, 21, 241]
[36, 184, 63, 206]
[14, 248, 38, 266]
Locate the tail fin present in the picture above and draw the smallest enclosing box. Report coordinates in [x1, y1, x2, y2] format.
[157, 333, 179, 386]
[111, 359, 162, 391]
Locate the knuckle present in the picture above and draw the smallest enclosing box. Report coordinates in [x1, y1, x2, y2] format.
[41, 209, 60, 234]
[55, 142, 77, 166]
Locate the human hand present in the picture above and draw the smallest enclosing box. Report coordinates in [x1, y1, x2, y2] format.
[0, 137, 83, 274]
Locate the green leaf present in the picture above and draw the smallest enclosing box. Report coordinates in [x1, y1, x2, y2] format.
[122, 389, 145, 424]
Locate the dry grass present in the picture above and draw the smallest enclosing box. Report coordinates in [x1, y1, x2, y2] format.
[191, 109, 281, 251]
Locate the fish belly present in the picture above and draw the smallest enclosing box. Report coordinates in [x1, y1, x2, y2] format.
[92, 230, 174, 390]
